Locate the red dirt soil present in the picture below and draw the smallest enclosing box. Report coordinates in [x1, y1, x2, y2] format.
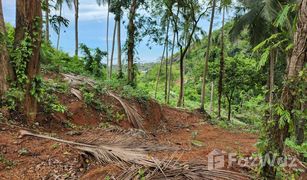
[0, 102, 259, 179]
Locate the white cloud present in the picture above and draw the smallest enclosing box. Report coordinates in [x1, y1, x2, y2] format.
[53, 1, 112, 22]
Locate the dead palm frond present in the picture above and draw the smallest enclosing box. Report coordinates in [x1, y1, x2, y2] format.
[108, 92, 144, 129]
[19, 130, 156, 167]
[61, 73, 145, 129]
[118, 163, 252, 180]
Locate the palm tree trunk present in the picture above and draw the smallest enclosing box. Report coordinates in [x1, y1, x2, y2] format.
[109, 22, 117, 79]
[210, 81, 214, 113]
[164, 19, 170, 103]
[45, 0, 49, 42]
[56, 3, 62, 50]
[154, 44, 166, 98]
[167, 31, 176, 104]
[218, 5, 225, 118]
[262, 0, 307, 178]
[15, 0, 42, 122]
[117, 18, 122, 78]
[74, 0, 79, 56]
[127, 0, 137, 85]
[200, 0, 216, 111]
[0, 0, 14, 97]
[106, 0, 110, 78]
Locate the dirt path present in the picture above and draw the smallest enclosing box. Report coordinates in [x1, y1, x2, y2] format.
[0, 106, 257, 179]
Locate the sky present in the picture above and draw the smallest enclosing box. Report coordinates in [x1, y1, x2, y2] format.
[2, 0, 233, 63]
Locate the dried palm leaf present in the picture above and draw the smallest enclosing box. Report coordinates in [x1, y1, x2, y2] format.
[19, 130, 157, 167]
[108, 92, 144, 129]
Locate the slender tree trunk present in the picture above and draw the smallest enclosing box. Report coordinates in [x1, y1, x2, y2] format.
[74, 0, 79, 56]
[15, 0, 42, 122]
[210, 81, 214, 113]
[226, 95, 231, 121]
[218, 6, 225, 118]
[109, 22, 117, 79]
[106, 0, 110, 78]
[268, 49, 276, 118]
[154, 44, 166, 98]
[56, 3, 62, 50]
[117, 18, 122, 78]
[45, 0, 49, 42]
[0, 0, 14, 97]
[127, 0, 137, 85]
[200, 0, 216, 111]
[164, 19, 170, 103]
[262, 0, 307, 178]
[167, 31, 176, 104]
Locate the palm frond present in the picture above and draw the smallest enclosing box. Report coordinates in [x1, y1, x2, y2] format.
[19, 130, 156, 166]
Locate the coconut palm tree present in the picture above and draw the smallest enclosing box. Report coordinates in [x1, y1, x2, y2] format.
[97, 0, 111, 76]
[217, 0, 232, 118]
[200, 0, 217, 111]
[55, 0, 73, 50]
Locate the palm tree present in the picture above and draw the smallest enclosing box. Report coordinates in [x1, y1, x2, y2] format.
[117, 18, 122, 78]
[73, 0, 79, 56]
[55, 0, 73, 50]
[127, 0, 138, 85]
[218, 0, 232, 118]
[200, 0, 217, 111]
[45, 0, 50, 42]
[109, 22, 117, 78]
[97, 0, 110, 76]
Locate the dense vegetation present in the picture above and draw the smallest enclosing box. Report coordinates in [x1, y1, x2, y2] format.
[0, 0, 306, 179]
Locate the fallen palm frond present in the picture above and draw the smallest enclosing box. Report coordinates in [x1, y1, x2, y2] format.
[62, 73, 144, 129]
[108, 92, 144, 129]
[71, 88, 82, 100]
[19, 130, 157, 167]
[118, 163, 252, 180]
[62, 73, 95, 88]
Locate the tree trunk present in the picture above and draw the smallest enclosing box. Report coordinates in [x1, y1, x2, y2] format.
[200, 0, 216, 111]
[127, 0, 137, 85]
[74, 0, 79, 56]
[106, 0, 110, 78]
[210, 81, 214, 113]
[56, 3, 62, 50]
[268, 49, 276, 118]
[227, 96, 231, 121]
[15, 0, 42, 122]
[167, 31, 176, 104]
[154, 44, 166, 98]
[0, 0, 14, 97]
[164, 19, 170, 103]
[109, 22, 117, 79]
[177, 52, 184, 107]
[45, 0, 49, 42]
[262, 0, 307, 178]
[218, 5, 225, 118]
[117, 18, 122, 78]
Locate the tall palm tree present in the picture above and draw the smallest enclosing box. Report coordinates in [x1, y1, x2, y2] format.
[55, 0, 73, 50]
[127, 0, 138, 85]
[109, 22, 117, 78]
[45, 0, 50, 42]
[117, 17, 122, 78]
[200, 0, 217, 111]
[74, 0, 79, 56]
[97, 0, 110, 76]
[218, 0, 232, 118]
